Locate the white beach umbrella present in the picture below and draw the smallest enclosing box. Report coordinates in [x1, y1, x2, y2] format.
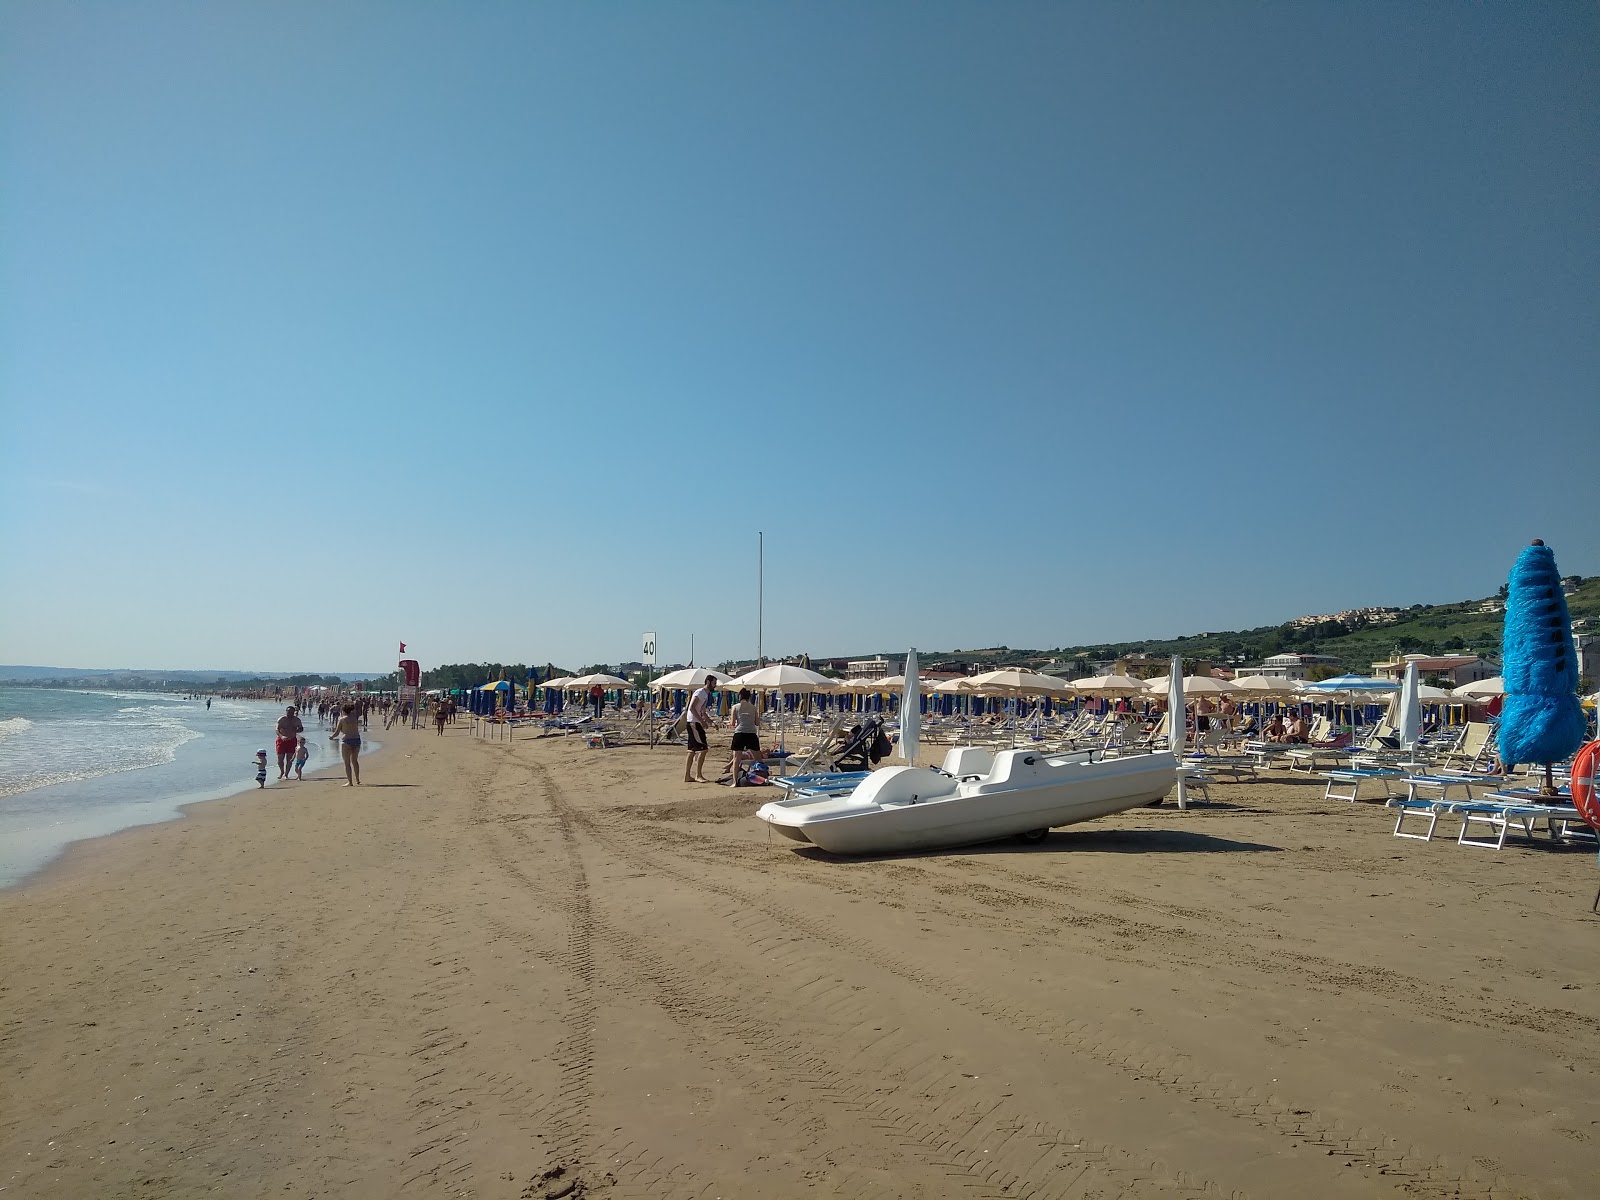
[736, 663, 839, 693]
[900, 648, 920, 766]
[1396, 660, 1422, 750]
[567, 673, 633, 690]
[1072, 673, 1147, 697]
[1146, 674, 1237, 696]
[651, 667, 723, 691]
[964, 668, 1070, 694]
[1230, 675, 1299, 695]
[540, 676, 574, 690]
[932, 678, 971, 693]
[1451, 676, 1506, 699]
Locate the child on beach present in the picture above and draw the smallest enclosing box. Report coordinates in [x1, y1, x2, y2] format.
[293, 736, 309, 780]
[253, 749, 268, 788]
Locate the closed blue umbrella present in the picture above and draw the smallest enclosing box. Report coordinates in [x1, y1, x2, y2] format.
[1498, 539, 1586, 795]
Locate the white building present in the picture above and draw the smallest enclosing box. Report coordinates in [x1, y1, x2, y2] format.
[1371, 654, 1499, 685]
[1249, 653, 1342, 681]
[847, 658, 901, 680]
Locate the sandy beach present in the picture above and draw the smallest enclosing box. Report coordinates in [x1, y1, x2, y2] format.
[3, 722, 1598, 1199]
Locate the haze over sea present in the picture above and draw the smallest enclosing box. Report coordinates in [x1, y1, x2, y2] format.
[0, 688, 365, 887]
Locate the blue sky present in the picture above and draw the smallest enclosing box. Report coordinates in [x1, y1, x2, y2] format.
[2, 2, 1596, 674]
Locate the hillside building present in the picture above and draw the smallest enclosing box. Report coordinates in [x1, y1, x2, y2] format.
[1246, 653, 1342, 681]
[1370, 654, 1498, 685]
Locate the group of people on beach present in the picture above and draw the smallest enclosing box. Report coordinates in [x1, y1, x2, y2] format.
[260, 702, 364, 787]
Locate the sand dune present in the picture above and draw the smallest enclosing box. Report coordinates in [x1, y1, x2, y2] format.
[3, 723, 1597, 1198]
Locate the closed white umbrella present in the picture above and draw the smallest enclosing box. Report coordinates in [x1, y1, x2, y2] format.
[1397, 660, 1422, 750]
[1168, 654, 1192, 810]
[1168, 656, 1186, 756]
[900, 648, 920, 766]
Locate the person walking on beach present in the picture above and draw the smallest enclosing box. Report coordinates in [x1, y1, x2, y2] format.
[275, 705, 304, 779]
[329, 703, 363, 786]
[434, 701, 448, 735]
[293, 736, 309, 780]
[684, 675, 716, 783]
[253, 749, 269, 788]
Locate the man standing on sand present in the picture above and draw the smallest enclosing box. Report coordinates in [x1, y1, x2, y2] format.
[275, 705, 304, 779]
[684, 674, 716, 783]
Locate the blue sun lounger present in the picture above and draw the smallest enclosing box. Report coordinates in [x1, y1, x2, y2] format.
[1403, 773, 1499, 804]
[770, 771, 871, 798]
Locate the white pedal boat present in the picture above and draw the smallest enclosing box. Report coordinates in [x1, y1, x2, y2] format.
[756, 746, 1177, 855]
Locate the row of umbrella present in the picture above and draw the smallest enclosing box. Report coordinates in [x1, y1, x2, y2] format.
[523, 666, 1512, 706]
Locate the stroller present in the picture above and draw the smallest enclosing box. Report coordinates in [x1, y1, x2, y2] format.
[831, 716, 892, 772]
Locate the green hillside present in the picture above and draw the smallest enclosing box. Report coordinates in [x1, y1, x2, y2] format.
[904, 577, 1600, 686]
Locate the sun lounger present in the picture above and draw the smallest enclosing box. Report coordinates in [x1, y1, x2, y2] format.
[770, 770, 872, 798]
[1404, 773, 1497, 804]
[1386, 793, 1594, 850]
[1322, 768, 1405, 804]
[1186, 754, 1257, 782]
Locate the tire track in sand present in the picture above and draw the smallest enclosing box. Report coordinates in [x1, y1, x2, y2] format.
[484, 757, 1234, 1200]
[531, 757, 1504, 1200]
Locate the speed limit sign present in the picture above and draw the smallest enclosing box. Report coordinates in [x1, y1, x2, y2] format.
[642, 632, 656, 661]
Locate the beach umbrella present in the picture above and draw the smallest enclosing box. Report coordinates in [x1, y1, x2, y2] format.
[736, 664, 839, 693]
[1301, 675, 1395, 740]
[1230, 675, 1299, 695]
[1144, 674, 1237, 696]
[1451, 676, 1506, 700]
[1302, 674, 1399, 695]
[964, 668, 1070, 694]
[652, 667, 723, 691]
[1072, 673, 1146, 697]
[567, 673, 632, 690]
[1167, 655, 1185, 756]
[900, 648, 920, 766]
[1396, 660, 1422, 750]
[1497, 539, 1586, 792]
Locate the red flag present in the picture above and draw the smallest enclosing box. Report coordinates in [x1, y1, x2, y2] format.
[399, 642, 407, 654]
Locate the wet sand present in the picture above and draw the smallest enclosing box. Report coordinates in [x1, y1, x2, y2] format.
[3, 721, 1598, 1198]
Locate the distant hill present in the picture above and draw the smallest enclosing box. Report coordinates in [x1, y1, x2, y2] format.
[770, 577, 1600, 685]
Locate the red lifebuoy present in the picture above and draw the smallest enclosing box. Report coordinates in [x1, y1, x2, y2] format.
[1573, 741, 1600, 831]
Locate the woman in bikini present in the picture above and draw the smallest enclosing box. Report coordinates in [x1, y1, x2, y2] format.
[330, 703, 363, 785]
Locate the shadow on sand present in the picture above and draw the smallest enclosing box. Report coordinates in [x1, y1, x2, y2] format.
[792, 827, 1284, 864]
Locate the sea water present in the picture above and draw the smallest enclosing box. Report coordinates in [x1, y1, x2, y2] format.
[0, 688, 376, 887]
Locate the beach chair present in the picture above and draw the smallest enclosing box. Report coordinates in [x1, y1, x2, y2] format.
[1439, 722, 1496, 773]
[781, 712, 848, 776]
